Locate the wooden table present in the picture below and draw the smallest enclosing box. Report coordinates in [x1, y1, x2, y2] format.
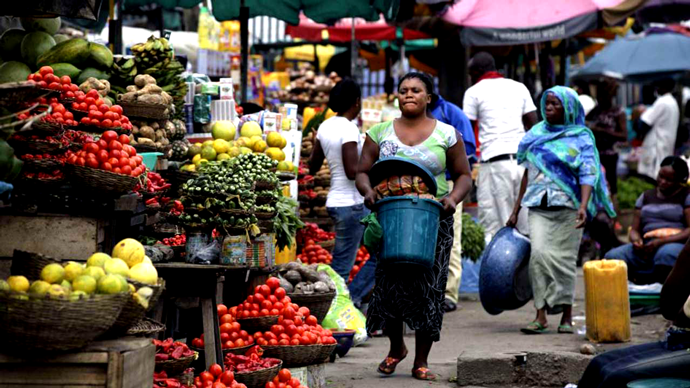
[154, 263, 225, 369]
[0, 337, 154, 388]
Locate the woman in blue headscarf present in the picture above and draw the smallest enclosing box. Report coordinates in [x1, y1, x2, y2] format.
[506, 86, 615, 334]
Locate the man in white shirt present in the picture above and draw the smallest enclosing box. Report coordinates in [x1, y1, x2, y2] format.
[463, 52, 538, 238]
[636, 79, 680, 180]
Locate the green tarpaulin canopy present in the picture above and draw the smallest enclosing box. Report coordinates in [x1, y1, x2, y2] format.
[211, 0, 396, 25]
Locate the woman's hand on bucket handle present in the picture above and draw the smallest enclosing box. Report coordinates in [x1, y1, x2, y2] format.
[440, 196, 457, 214]
[363, 189, 377, 209]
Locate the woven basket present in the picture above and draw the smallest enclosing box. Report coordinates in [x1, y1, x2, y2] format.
[255, 211, 276, 220]
[134, 143, 158, 153]
[10, 139, 66, 155]
[254, 180, 277, 190]
[223, 344, 254, 356]
[24, 158, 64, 170]
[0, 82, 56, 109]
[261, 344, 336, 367]
[120, 102, 170, 120]
[17, 176, 66, 188]
[0, 291, 128, 353]
[277, 172, 296, 181]
[68, 108, 88, 121]
[314, 177, 330, 187]
[103, 278, 165, 337]
[286, 292, 335, 323]
[235, 360, 282, 388]
[155, 352, 198, 376]
[127, 317, 166, 336]
[30, 121, 65, 135]
[255, 194, 277, 206]
[236, 315, 279, 333]
[11, 250, 61, 280]
[68, 164, 139, 193]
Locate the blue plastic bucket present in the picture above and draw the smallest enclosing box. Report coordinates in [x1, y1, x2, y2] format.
[376, 196, 442, 269]
[140, 152, 163, 170]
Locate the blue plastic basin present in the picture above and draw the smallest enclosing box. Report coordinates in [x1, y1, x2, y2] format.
[376, 196, 442, 269]
[140, 152, 163, 170]
[479, 227, 533, 315]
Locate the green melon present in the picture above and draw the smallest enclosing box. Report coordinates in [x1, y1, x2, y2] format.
[76, 67, 110, 85]
[21, 32, 56, 69]
[0, 29, 27, 60]
[0, 61, 31, 83]
[20, 17, 62, 35]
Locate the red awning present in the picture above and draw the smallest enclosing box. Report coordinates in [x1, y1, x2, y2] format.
[286, 14, 429, 42]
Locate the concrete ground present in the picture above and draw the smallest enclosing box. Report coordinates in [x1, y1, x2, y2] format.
[324, 271, 668, 388]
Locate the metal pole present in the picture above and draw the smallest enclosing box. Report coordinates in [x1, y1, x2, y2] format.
[240, 0, 249, 103]
[108, 0, 123, 55]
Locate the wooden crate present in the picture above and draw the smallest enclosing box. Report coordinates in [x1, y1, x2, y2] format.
[0, 337, 155, 388]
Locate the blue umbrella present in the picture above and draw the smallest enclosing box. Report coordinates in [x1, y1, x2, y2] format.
[573, 31, 690, 82]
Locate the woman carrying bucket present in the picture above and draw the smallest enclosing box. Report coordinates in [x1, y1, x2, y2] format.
[506, 86, 615, 334]
[356, 72, 472, 381]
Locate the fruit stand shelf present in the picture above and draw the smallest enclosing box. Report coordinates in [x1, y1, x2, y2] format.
[0, 337, 155, 388]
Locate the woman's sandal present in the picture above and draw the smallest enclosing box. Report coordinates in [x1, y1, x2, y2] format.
[520, 321, 548, 334]
[377, 353, 407, 375]
[412, 366, 437, 381]
[558, 324, 574, 334]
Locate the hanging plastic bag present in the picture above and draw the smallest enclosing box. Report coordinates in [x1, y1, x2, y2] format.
[186, 233, 220, 264]
[317, 264, 368, 346]
[360, 213, 382, 253]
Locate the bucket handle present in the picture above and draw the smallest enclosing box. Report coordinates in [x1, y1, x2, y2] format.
[411, 196, 418, 204]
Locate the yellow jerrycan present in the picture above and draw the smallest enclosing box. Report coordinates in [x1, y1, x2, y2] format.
[583, 259, 631, 343]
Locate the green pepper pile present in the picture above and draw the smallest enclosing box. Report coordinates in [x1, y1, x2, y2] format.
[176, 153, 280, 230]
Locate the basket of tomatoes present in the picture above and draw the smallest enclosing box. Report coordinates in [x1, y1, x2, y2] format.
[66, 130, 144, 193]
[69, 90, 133, 134]
[154, 338, 198, 377]
[233, 282, 287, 333]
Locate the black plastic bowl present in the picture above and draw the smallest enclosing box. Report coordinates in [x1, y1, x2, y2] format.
[330, 330, 356, 361]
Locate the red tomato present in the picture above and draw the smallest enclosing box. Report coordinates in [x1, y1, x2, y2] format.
[101, 130, 118, 143]
[118, 134, 130, 145]
[84, 97, 95, 106]
[64, 111, 74, 120]
[110, 105, 123, 115]
[235, 338, 245, 347]
[124, 145, 137, 156]
[274, 302, 284, 311]
[101, 162, 113, 171]
[298, 307, 310, 318]
[88, 104, 97, 112]
[230, 332, 239, 341]
[91, 111, 104, 121]
[98, 104, 109, 113]
[108, 157, 120, 167]
[209, 363, 223, 378]
[278, 339, 290, 346]
[113, 167, 122, 174]
[259, 285, 271, 297]
[231, 322, 241, 332]
[86, 158, 99, 169]
[101, 119, 112, 128]
[289, 378, 301, 388]
[268, 339, 279, 346]
[76, 157, 85, 166]
[37, 80, 47, 88]
[53, 104, 66, 114]
[271, 325, 285, 335]
[103, 111, 115, 121]
[274, 288, 286, 300]
[95, 98, 104, 106]
[220, 314, 233, 325]
[220, 323, 232, 333]
[121, 165, 132, 175]
[266, 277, 280, 290]
[86, 89, 99, 99]
[79, 102, 88, 111]
[220, 332, 230, 342]
[211, 383, 225, 388]
[241, 310, 251, 318]
[305, 316, 317, 326]
[89, 118, 100, 126]
[96, 150, 109, 163]
[109, 140, 123, 151]
[112, 120, 122, 128]
[85, 143, 99, 154]
[261, 300, 273, 310]
[132, 167, 142, 176]
[39, 66, 53, 76]
[283, 306, 295, 320]
[200, 371, 214, 382]
[219, 371, 234, 385]
[278, 369, 292, 382]
[67, 155, 78, 164]
[71, 84, 79, 92]
[254, 293, 265, 304]
[260, 309, 270, 316]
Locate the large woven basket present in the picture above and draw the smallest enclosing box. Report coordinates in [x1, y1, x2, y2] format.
[0, 291, 128, 353]
[9, 138, 66, 155]
[155, 351, 198, 376]
[120, 101, 169, 120]
[11, 250, 61, 280]
[103, 278, 165, 337]
[261, 344, 336, 367]
[286, 292, 335, 323]
[236, 315, 279, 333]
[235, 360, 282, 388]
[68, 164, 139, 193]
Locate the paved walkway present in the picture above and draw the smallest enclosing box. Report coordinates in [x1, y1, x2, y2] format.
[324, 271, 668, 388]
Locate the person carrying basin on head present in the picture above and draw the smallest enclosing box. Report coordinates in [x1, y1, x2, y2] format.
[356, 72, 473, 381]
[506, 86, 615, 335]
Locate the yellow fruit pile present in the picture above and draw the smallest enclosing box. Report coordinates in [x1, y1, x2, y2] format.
[0, 239, 159, 307]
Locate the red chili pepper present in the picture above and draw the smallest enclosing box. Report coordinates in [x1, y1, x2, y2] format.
[145, 198, 158, 205]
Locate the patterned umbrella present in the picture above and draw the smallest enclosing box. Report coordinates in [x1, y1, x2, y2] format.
[441, 0, 627, 46]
